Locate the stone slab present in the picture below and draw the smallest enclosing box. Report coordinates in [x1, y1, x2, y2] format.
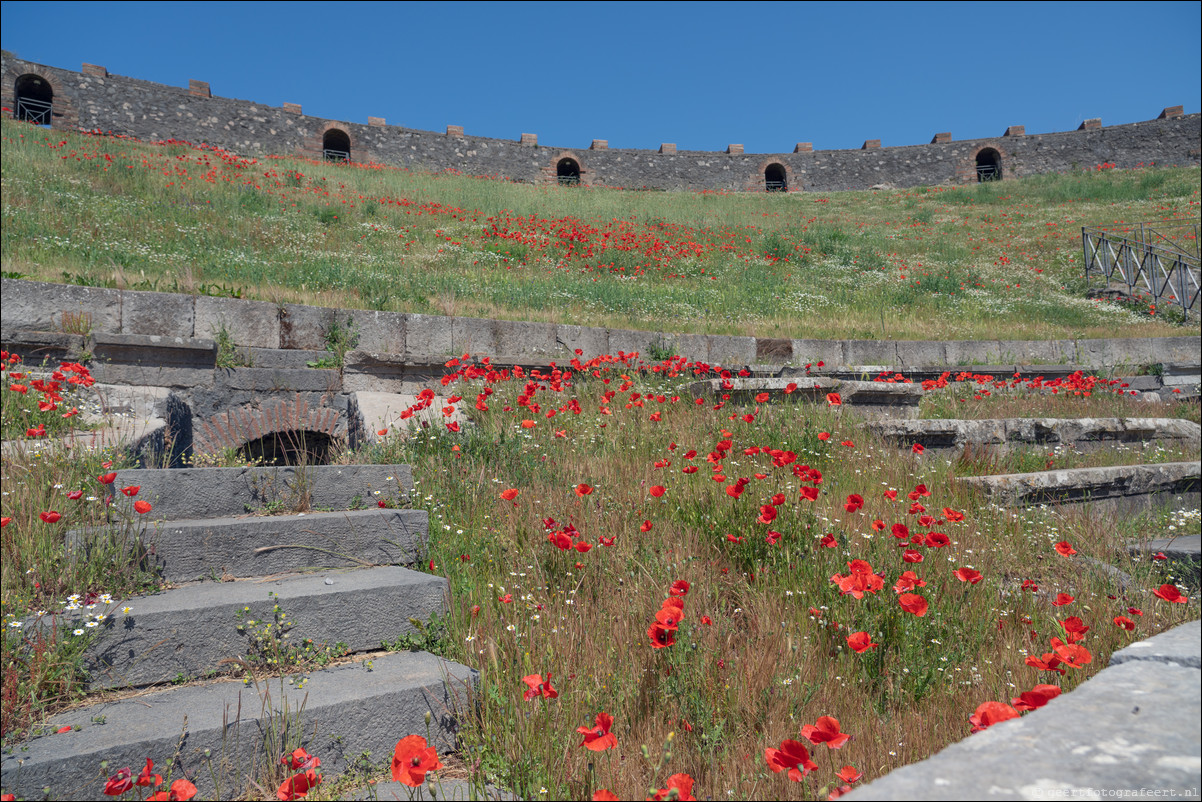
[278, 303, 336, 350]
[451, 317, 497, 356]
[0, 649, 478, 801]
[120, 289, 195, 338]
[243, 347, 330, 369]
[842, 621, 1202, 801]
[870, 418, 1202, 452]
[958, 461, 1202, 512]
[215, 366, 341, 393]
[495, 320, 556, 358]
[1110, 619, 1201, 668]
[194, 296, 280, 349]
[352, 779, 518, 801]
[88, 363, 214, 389]
[107, 464, 414, 521]
[404, 314, 453, 360]
[0, 278, 122, 335]
[63, 565, 448, 688]
[708, 335, 757, 367]
[0, 330, 86, 362]
[791, 339, 846, 366]
[608, 327, 660, 358]
[665, 332, 710, 363]
[554, 324, 608, 360]
[348, 309, 406, 354]
[69, 508, 429, 582]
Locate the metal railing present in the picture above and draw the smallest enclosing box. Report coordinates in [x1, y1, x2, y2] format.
[322, 148, 350, 162]
[14, 96, 52, 126]
[1082, 220, 1200, 320]
[976, 164, 1001, 181]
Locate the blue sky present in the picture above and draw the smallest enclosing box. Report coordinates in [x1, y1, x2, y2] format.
[3, 1, 1199, 153]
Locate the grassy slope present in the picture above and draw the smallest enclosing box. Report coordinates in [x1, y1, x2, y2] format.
[2, 117, 1199, 341]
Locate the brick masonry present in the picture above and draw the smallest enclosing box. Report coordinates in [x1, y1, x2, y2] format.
[2, 54, 1198, 192]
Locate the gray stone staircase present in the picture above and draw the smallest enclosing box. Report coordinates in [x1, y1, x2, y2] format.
[0, 464, 477, 801]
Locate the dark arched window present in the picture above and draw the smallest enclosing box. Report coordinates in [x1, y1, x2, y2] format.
[556, 157, 581, 186]
[765, 163, 787, 192]
[14, 74, 53, 126]
[976, 148, 1002, 182]
[239, 430, 334, 465]
[323, 129, 351, 162]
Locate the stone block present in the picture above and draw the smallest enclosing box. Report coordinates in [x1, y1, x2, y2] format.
[495, 320, 555, 358]
[0, 278, 121, 335]
[344, 351, 411, 393]
[194, 296, 280, 349]
[930, 132, 951, 144]
[862, 139, 881, 149]
[188, 79, 210, 98]
[555, 324, 608, 359]
[1003, 125, 1025, 137]
[791, 339, 846, 367]
[279, 303, 336, 350]
[368, 116, 385, 127]
[108, 464, 414, 521]
[1159, 105, 1185, 120]
[120, 289, 195, 337]
[894, 340, 946, 367]
[404, 313, 453, 359]
[1078, 118, 1102, 130]
[452, 316, 498, 355]
[943, 339, 994, 365]
[664, 333, 709, 363]
[844, 340, 895, 366]
[347, 309, 405, 354]
[447, 125, 464, 137]
[958, 461, 1201, 513]
[0, 650, 476, 800]
[659, 143, 676, 155]
[243, 347, 328, 369]
[520, 133, 537, 146]
[88, 363, 213, 389]
[0, 330, 85, 362]
[608, 328, 660, 359]
[727, 144, 743, 154]
[708, 335, 757, 367]
[794, 143, 813, 153]
[214, 366, 341, 393]
[591, 139, 608, 150]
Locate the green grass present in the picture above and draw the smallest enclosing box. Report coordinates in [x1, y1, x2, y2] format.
[2, 118, 1198, 342]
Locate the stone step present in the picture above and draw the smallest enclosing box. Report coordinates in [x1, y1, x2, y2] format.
[352, 391, 472, 442]
[958, 460, 1201, 513]
[686, 377, 923, 419]
[869, 417, 1202, 452]
[68, 508, 429, 582]
[1128, 534, 1201, 586]
[107, 464, 414, 521]
[53, 565, 448, 689]
[841, 620, 1201, 801]
[0, 649, 477, 801]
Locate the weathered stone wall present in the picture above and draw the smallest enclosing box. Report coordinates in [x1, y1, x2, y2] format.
[3, 55, 1198, 192]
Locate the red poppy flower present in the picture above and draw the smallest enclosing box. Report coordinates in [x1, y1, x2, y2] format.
[67, 490, 83, 500]
[700, 615, 713, 625]
[846, 631, 878, 653]
[147, 778, 198, 801]
[943, 507, 965, 522]
[911, 443, 924, 454]
[577, 711, 618, 751]
[500, 488, 519, 501]
[898, 593, 929, 617]
[648, 622, 678, 649]
[891, 523, 909, 539]
[277, 769, 321, 800]
[134, 500, 153, 514]
[830, 559, 884, 598]
[954, 567, 982, 584]
[902, 549, 923, 563]
[1025, 652, 1066, 675]
[1054, 541, 1077, 556]
[872, 519, 886, 531]
[757, 504, 778, 524]
[819, 533, 837, 548]
[135, 759, 161, 788]
[884, 489, 898, 500]
[640, 520, 653, 532]
[97, 472, 117, 484]
[818, 432, 830, 441]
[1011, 684, 1062, 711]
[650, 774, 696, 801]
[800, 486, 819, 502]
[445, 421, 461, 433]
[391, 734, 442, 786]
[835, 765, 863, 784]
[0, 517, 9, 528]
[1128, 607, 1143, 616]
[843, 494, 864, 513]
[841, 440, 855, 448]
[649, 485, 666, 498]
[826, 393, 842, 406]
[522, 673, 559, 701]
[575, 483, 594, 496]
[281, 748, 321, 771]
[1152, 584, 1186, 603]
[1050, 637, 1092, 668]
[593, 792, 619, 801]
[670, 580, 690, 597]
[39, 511, 62, 524]
[120, 485, 140, 497]
[1052, 593, 1074, 606]
[924, 532, 949, 548]
[764, 739, 818, 781]
[104, 768, 134, 796]
[800, 716, 850, 749]
[1113, 615, 1136, 630]
[969, 701, 1019, 732]
[894, 570, 927, 592]
[1060, 617, 1089, 642]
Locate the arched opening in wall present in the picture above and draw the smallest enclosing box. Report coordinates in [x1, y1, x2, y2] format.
[323, 129, 351, 162]
[556, 158, 581, 186]
[976, 148, 1002, 182]
[239, 430, 336, 466]
[765, 163, 788, 192]
[14, 74, 53, 126]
